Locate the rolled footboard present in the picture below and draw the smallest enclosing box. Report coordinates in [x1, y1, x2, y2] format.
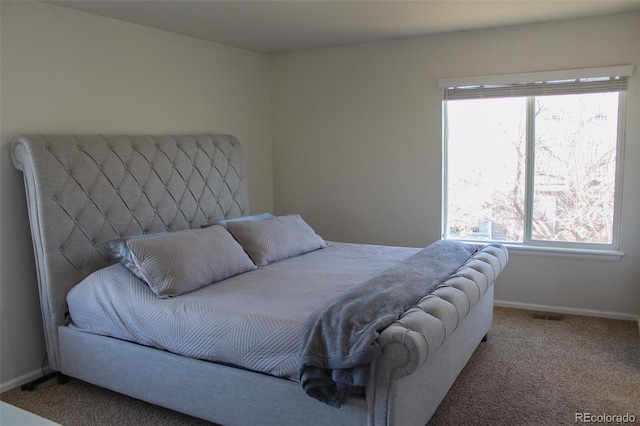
[378, 243, 507, 377]
[368, 243, 508, 426]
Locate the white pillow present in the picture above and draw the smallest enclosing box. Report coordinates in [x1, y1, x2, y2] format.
[126, 225, 257, 298]
[227, 214, 328, 267]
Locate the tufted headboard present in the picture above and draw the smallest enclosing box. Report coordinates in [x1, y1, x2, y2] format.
[11, 134, 249, 371]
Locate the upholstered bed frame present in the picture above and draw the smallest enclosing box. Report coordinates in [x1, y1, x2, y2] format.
[12, 134, 508, 426]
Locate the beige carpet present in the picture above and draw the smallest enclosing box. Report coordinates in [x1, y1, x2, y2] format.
[2, 307, 639, 425]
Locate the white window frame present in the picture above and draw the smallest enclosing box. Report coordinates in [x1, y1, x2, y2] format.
[439, 65, 633, 261]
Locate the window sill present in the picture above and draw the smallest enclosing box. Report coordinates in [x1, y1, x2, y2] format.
[448, 239, 624, 261]
[499, 244, 624, 261]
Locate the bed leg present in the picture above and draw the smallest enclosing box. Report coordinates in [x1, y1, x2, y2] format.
[20, 372, 69, 391]
[481, 333, 488, 342]
[57, 374, 70, 384]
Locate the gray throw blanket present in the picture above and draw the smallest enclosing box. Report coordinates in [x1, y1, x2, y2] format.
[298, 240, 478, 407]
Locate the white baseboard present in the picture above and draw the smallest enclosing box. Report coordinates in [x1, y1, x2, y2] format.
[0, 366, 53, 394]
[494, 299, 639, 323]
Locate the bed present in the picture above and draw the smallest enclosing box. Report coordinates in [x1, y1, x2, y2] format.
[11, 134, 508, 426]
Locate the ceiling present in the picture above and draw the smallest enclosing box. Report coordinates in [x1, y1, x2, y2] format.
[47, 1, 640, 54]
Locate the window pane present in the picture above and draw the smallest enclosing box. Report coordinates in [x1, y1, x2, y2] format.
[445, 98, 527, 242]
[533, 93, 619, 243]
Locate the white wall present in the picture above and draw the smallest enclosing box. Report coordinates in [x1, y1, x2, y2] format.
[272, 13, 640, 320]
[0, 1, 272, 390]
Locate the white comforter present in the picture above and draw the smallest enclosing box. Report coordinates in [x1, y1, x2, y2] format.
[67, 242, 419, 380]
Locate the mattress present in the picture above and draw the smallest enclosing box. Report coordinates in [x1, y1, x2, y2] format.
[67, 242, 420, 380]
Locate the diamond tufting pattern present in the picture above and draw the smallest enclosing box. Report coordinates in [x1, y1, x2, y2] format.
[12, 134, 249, 370]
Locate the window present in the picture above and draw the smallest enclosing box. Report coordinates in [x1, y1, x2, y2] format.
[440, 65, 632, 255]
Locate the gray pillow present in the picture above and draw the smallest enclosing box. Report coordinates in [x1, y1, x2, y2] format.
[227, 214, 328, 267]
[104, 232, 168, 281]
[216, 212, 274, 229]
[125, 225, 257, 298]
